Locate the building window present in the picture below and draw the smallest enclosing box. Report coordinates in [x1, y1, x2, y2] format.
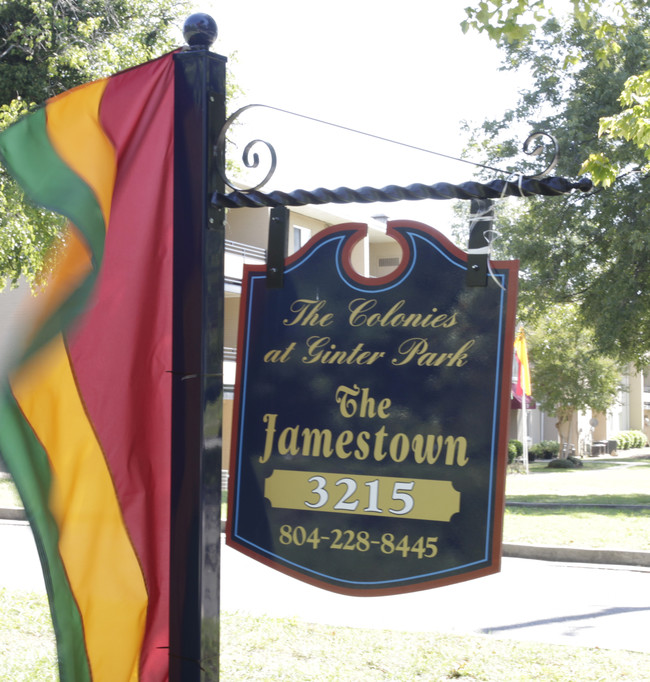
[292, 225, 311, 254]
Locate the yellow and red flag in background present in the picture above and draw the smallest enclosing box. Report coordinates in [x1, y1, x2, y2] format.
[514, 328, 532, 398]
[0, 52, 176, 681]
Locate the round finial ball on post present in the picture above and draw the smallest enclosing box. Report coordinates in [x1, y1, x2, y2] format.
[183, 13, 218, 48]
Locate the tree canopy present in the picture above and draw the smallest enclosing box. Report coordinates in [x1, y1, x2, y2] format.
[462, 0, 650, 184]
[526, 305, 621, 449]
[0, 0, 189, 284]
[462, 1, 650, 367]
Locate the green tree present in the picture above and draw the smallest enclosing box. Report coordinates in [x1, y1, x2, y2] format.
[462, 0, 650, 184]
[0, 0, 189, 284]
[460, 3, 650, 366]
[526, 305, 621, 454]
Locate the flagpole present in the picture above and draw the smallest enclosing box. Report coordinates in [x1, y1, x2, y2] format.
[170, 15, 226, 681]
[515, 325, 530, 474]
[522, 386, 529, 474]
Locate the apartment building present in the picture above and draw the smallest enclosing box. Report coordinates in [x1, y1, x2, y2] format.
[509, 365, 650, 455]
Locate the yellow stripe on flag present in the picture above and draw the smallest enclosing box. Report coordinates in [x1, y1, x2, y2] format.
[46, 78, 115, 228]
[10, 335, 147, 681]
[16, 78, 115, 362]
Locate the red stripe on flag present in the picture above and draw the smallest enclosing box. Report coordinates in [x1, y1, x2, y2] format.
[67, 53, 175, 680]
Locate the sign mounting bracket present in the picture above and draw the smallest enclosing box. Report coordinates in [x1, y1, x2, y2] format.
[267, 205, 289, 288]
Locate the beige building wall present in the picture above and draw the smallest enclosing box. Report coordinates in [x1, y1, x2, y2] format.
[222, 398, 234, 470]
[225, 207, 268, 249]
[368, 240, 404, 278]
[628, 370, 644, 431]
[224, 297, 240, 349]
[592, 412, 608, 442]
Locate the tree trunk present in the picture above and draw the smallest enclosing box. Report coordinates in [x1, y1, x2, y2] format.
[556, 409, 575, 459]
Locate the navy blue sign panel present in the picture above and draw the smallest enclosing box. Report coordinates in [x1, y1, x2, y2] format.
[227, 220, 518, 595]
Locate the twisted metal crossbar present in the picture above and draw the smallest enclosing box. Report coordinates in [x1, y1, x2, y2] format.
[212, 175, 593, 210]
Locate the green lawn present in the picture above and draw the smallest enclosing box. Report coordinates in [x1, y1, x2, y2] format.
[0, 478, 22, 508]
[0, 588, 57, 682]
[506, 456, 650, 498]
[503, 455, 650, 549]
[504, 506, 650, 549]
[3, 589, 650, 682]
[219, 612, 650, 681]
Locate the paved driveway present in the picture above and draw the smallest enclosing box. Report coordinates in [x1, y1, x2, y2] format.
[220, 541, 650, 653]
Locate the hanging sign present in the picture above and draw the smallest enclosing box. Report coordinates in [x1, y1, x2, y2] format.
[227, 220, 518, 595]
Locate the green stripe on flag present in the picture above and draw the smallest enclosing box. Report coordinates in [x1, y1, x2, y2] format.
[0, 108, 105, 266]
[0, 108, 107, 364]
[0, 387, 91, 682]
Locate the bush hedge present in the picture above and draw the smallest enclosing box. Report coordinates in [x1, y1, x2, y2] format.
[508, 439, 523, 463]
[529, 440, 560, 461]
[614, 430, 648, 450]
[547, 455, 583, 469]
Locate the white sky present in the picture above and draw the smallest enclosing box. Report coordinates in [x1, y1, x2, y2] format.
[187, 1, 529, 232]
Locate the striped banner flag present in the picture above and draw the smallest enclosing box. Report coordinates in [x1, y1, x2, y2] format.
[514, 327, 532, 398]
[0, 52, 176, 681]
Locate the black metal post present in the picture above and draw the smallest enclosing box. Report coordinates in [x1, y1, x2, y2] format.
[170, 14, 226, 681]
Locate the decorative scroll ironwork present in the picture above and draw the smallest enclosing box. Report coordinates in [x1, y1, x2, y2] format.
[523, 132, 560, 178]
[216, 104, 278, 191]
[212, 175, 593, 210]
[216, 103, 565, 193]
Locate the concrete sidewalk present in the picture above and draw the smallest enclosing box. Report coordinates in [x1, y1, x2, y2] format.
[503, 542, 650, 568]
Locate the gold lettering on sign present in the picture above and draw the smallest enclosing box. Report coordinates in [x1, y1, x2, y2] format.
[301, 336, 386, 366]
[282, 299, 334, 327]
[347, 298, 458, 329]
[391, 338, 475, 367]
[259, 413, 468, 467]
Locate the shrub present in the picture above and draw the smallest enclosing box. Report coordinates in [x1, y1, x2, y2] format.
[547, 456, 583, 469]
[615, 430, 648, 450]
[508, 439, 523, 463]
[529, 440, 560, 460]
[616, 432, 631, 449]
